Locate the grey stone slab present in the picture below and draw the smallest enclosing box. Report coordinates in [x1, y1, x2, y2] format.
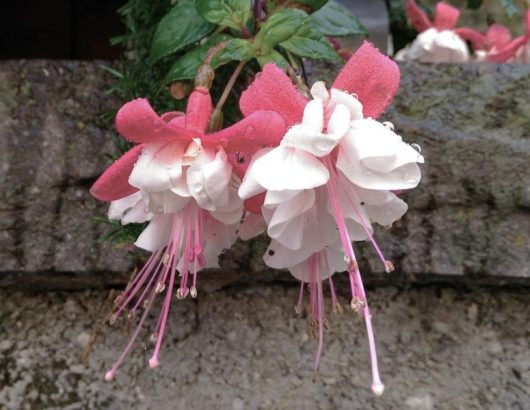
[0, 286, 528, 409]
[0, 60, 528, 289]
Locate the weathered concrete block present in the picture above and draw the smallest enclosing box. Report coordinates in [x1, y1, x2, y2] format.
[0, 61, 528, 289]
[0, 61, 135, 288]
[0, 287, 528, 409]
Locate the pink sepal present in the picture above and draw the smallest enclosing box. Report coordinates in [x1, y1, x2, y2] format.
[405, 0, 432, 32]
[115, 98, 195, 144]
[486, 24, 512, 49]
[433, 2, 460, 30]
[487, 36, 526, 62]
[333, 41, 400, 119]
[185, 90, 213, 133]
[240, 64, 307, 127]
[207, 110, 286, 152]
[90, 144, 144, 202]
[455, 27, 488, 50]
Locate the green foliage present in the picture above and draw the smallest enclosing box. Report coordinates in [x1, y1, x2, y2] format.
[163, 34, 234, 83]
[94, 217, 148, 247]
[149, 0, 214, 64]
[257, 49, 289, 70]
[310, 0, 368, 37]
[196, 0, 252, 30]
[254, 8, 308, 54]
[280, 21, 341, 61]
[293, 0, 328, 11]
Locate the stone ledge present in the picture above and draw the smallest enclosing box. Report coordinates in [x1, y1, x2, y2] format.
[0, 60, 528, 289]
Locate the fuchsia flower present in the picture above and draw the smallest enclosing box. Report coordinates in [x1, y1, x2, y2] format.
[396, 0, 469, 63]
[456, 9, 530, 62]
[91, 80, 286, 379]
[238, 41, 424, 395]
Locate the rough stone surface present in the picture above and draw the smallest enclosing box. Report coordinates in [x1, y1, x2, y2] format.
[0, 60, 529, 290]
[0, 60, 135, 289]
[0, 286, 528, 409]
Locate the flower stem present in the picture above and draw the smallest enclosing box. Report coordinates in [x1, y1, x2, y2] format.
[215, 60, 246, 113]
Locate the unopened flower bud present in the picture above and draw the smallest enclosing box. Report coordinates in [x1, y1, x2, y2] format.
[195, 64, 215, 91]
[169, 81, 191, 100]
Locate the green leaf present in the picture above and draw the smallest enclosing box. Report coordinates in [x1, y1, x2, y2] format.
[163, 35, 255, 84]
[310, 0, 368, 37]
[149, 0, 213, 64]
[196, 0, 252, 31]
[280, 22, 341, 61]
[499, 0, 519, 18]
[254, 9, 309, 54]
[216, 38, 256, 64]
[257, 50, 289, 70]
[163, 34, 232, 83]
[294, 0, 328, 11]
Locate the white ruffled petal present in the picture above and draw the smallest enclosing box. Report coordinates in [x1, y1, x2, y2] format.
[129, 142, 184, 193]
[238, 212, 267, 240]
[238, 148, 271, 200]
[252, 146, 329, 190]
[281, 103, 347, 157]
[330, 89, 363, 121]
[108, 192, 143, 221]
[264, 189, 315, 250]
[187, 150, 216, 210]
[337, 119, 423, 190]
[301, 99, 324, 132]
[134, 214, 173, 252]
[201, 217, 238, 268]
[147, 190, 190, 214]
[203, 148, 232, 206]
[310, 81, 330, 102]
[210, 187, 244, 225]
[288, 242, 346, 282]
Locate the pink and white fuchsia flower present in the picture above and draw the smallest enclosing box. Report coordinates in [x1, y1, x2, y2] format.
[91, 80, 286, 380]
[238, 42, 423, 395]
[396, 0, 470, 63]
[457, 10, 530, 63]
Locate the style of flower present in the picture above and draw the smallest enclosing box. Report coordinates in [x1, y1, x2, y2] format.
[91, 76, 286, 380]
[238, 41, 424, 395]
[456, 9, 530, 63]
[396, 0, 469, 63]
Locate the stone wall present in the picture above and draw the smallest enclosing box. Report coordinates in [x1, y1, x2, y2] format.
[0, 60, 529, 409]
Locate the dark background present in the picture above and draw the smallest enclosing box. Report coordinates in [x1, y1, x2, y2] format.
[0, 0, 124, 59]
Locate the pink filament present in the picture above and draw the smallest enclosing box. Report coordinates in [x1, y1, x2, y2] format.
[323, 155, 383, 394]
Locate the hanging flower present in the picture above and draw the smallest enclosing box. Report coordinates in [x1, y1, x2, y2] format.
[396, 0, 469, 63]
[456, 10, 530, 63]
[238, 41, 424, 395]
[91, 67, 286, 380]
